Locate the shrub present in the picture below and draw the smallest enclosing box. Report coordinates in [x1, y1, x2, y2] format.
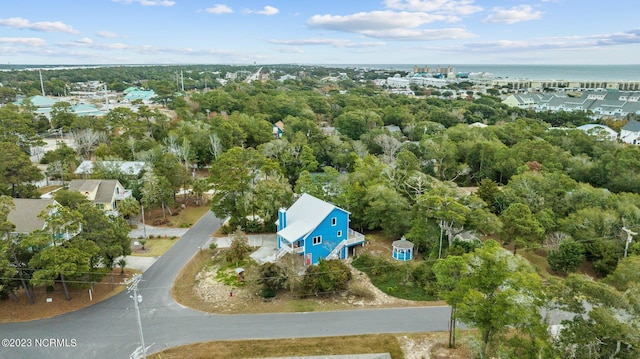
[301, 260, 352, 297]
[209, 242, 217, 250]
[548, 239, 584, 274]
[262, 287, 276, 298]
[257, 262, 286, 295]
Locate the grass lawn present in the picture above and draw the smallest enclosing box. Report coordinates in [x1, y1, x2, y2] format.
[149, 332, 475, 359]
[131, 236, 179, 257]
[519, 250, 554, 280]
[37, 185, 62, 195]
[150, 335, 405, 359]
[170, 204, 211, 228]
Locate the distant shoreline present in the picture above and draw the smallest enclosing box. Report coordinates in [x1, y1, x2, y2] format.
[2, 63, 639, 82]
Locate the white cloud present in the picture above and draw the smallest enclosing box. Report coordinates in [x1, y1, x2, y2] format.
[460, 28, 640, 53]
[244, 6, 279, 16]
[384, 0, 483, 16]
[274, 47, 304, 54]
[206, 4, 233, 14]
[76, 37, 94, 45]
[306, 11, 474, 40]
[308, 11, 449, 32]
[0, 37, 47, 46]
[97, 31, 122, 38]
[483, 5, 543, 24]
[0, 17, 79, 34]
[269, 38, 385, 48]
[113, 0, 175, 6]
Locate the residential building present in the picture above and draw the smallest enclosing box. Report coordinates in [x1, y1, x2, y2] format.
[621, 119, 640, 145]
[7, 199, 57, 236]
[74, 160, 146, 178]
[6, 199, 81, 241]
[576, 124, 618, 141]
[272, 121, 284, 138]
[68, 179, 131, 215]
[123, 89, 156, 104]
[502, 90, 640, 120]
[273, 193, 365, 265]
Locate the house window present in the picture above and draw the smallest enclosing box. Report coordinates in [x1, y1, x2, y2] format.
[313, 236, 322, 245]
[331, 217, 337, 226]
[337, 230, 342, 238]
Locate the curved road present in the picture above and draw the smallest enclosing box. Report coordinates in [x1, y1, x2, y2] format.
[0, 212, 450, 358]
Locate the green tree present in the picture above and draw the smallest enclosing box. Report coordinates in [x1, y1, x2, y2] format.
[257, 262, 286, 298]
[0, 103, 42, 148]
[476, 178, 500, 212]
[0, 196, 19, 301]
[251, 175, 293, 227]
[77, 202, 131, 270]
[0, 142, 44, 198]
[500, 203, 545, 254]
[209, 147, 266, 227]
[301, 260, 351, 297]
[433, 255, 466, 348]
[29, 236, 99, 301]
[604, 255, 640, 291]
[140, 171, 174, 219]
[50, 101, 78, 131]
[118, 196, 141, 225]
[455, 240, 546, 357]
[334, 109, 383, 140]
[547, 239, 584, 274]
[53, 189, 90, 209]
[550, 274, 640, 358]
[225, 228, 251, 264]
[362, 184, 411, 237]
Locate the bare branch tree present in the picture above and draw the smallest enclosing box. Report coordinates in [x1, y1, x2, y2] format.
[208, 133, 223, 160]
[374, 134, 401, 165]
[72, 129, 106, 160]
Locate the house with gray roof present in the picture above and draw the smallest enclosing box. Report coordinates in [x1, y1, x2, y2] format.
[7, 198, 82, 242]
[621, 120, 640, 145]
[503, 90, 640, 120]
[68, 179, 131, 215]
[74, 160, 146, 177]
[7, 199, 57, 235]
[576, 124, 618, 141]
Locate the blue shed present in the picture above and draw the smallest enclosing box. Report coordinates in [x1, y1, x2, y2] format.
[392, 237, 414, 261]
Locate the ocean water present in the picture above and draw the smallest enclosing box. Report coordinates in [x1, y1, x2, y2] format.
[341, 64, 640, 82]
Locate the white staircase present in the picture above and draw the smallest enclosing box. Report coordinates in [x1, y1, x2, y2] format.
[326, 240, 347, 260]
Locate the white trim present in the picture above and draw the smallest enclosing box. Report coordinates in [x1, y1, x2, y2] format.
[312, 235, 322, 245]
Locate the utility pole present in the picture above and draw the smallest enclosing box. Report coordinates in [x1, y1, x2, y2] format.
[126, 274, 146, 359]
[141, 205, 147, 240]
[39, 68, 45, 96]
[622, 227, 637, 258]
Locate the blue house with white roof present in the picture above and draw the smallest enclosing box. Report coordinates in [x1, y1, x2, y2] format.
[275, 193, 365, 265]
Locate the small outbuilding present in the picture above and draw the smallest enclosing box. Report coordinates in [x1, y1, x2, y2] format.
[392, 237, 414, 261]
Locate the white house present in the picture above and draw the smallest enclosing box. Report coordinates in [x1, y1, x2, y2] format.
[620, 120, 640, 145]
[576, 124, 618, 142]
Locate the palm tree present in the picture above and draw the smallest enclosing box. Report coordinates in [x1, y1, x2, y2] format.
[117, 258, 127, 275]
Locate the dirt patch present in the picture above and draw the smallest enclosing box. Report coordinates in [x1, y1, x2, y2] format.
[0, 269, 137, 323]
[191, 258, 439, 314]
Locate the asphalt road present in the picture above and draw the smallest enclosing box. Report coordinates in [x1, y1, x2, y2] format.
[0, 211, 451, 359]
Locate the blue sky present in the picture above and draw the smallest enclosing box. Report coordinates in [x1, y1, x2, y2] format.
[1, 0, 638, 65]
